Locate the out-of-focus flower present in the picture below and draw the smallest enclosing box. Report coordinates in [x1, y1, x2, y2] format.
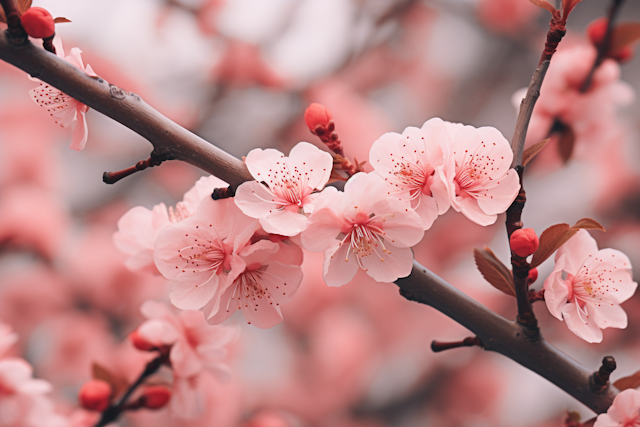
[78, 380, 112, 412]
[114, 175, 227, 274]
[594, 389, 640, 427]
[29, 37, 97, 151]
[544, 230, 637, 343]
[154, 197, 257, 311]
[136, 301, 236, 418]
[21, 7, 55, 39]
[446, 124, 520, 226]
[206, 240, 304, 328]
[302, 173, 423, 286]
[235, 142, 334, 237]
[369, 117, 452, 230]
[0, 322, 18, 359]
[587, 18, 634, 63]
[304, 103, 333, 136]
[139, 385, 172, 410]
[477, 0, 539, 35]
[510, 228, 539, 257]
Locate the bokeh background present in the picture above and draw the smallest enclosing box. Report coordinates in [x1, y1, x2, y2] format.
[1, 0, 640, 426]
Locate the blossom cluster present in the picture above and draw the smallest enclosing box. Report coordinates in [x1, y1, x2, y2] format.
[116, 117, 521, 328]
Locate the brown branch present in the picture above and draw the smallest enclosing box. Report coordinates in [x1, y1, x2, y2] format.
[0, 22, 619, 415]
[0, 0, 27, 45]
[431, 336, 483, 353]
[0, 32, 253, 188]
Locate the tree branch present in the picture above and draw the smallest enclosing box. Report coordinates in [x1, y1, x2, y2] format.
[0, 23, 619, 415]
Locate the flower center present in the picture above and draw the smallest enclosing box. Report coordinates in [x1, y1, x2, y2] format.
[176, 228, 228, 276]
[341, 212, 393, 270]
[454, 143, 496, 198]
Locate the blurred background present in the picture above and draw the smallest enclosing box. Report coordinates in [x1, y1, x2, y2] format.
[1, 0, 640, 426]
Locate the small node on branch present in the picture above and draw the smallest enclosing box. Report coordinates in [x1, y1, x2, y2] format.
[103, 155, 165, 185]
[211, 185, 236, 200]
[0, 0, 28, 45]
[528, 288, 545, 303]
[431, 336, 483, 353]
[590, 356, 617, 393]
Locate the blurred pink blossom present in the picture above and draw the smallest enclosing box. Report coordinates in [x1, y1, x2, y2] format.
[594, 389, 640, 427]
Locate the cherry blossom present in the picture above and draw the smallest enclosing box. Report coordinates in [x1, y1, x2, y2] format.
[446, 124, 520, 226]
[205, 239, 304, 328]
[114, 175, 227, 274]
[137, 301, 237, 418]
[0, 322, 17, 359]
[369, 117, 452, 230]
[235, 142, 334, 237]
[154, 197, 257, 311]
[544, 230, 638, 343]
[302, 173, 424, 286]
[29, 37, 98, 151]
[594, 389, 640, 427]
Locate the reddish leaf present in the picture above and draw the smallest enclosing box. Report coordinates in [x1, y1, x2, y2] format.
[473, 247, 516, 297]
[610, 22, 640, 55]
[17, 0, 32, 13]
[53, 17, 71, 23]
[522, 138, 550, 167]
[613, 370, 640, 391]
[530, 219, 606, 268]
[561, 0, 585, 18]
[529, 0, 556, 14]
[557, 125, 575, 164]
[91, 363, 128, 399]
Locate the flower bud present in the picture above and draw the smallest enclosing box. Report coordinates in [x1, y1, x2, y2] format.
[527, 268, 538, 285]
[510, 228, 539, 258]
[79, 380, 112, 412]
[140, 385, 171, 409]
[304, 103, 333, 137]
[587, 18, 608, 47]
[129, 329, 156, 352]
[21, 7, 55, 39]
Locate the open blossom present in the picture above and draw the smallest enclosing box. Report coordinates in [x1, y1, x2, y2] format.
[137, 301, 236, 418]
[235, 142, 335, 237]
[302, 173, 424, 286]
[114, 175, 227, 274]
[205, 239, 304, 329]
[154, 197, 258, 311]
[594, 389, 640, 427]
[29, 37, 98, 151]
[544, 230, 638, 343]
[369, 117, 452, 230]
[446, 124, 520, 226]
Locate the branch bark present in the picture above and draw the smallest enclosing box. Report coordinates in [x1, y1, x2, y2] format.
[0, 28, 619, 414]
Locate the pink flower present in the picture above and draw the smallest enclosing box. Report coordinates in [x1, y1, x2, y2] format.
[446, 124, 520, 226]
[154, 197, 257, 311]
[302, 173, 424, 286]
[137, 301, 236, 418]
[114, 175, 227, 274]
[29, 37, 98, 151]
[594, 389, 640, 427]
[235, 142, 335, 237]
[544, 230, 638, 343]
[369, 117, 452, 230]
[205, 239, 304, 329]
[0, 322, 18, 359]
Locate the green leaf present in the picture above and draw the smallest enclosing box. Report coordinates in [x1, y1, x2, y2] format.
[473, 247, 516, 297]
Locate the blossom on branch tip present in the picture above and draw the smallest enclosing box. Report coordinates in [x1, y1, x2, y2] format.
[304, 103, 333, 136]
[543, 230, 638, 343]
[369, 117, 452, 230]
[235, 142, 334, 236]
[446, 124, 520, 226]
[29, 37, 97, 151]
[21, 7, 55, 39]
[301, 173, 424, 286]
[594, 389, 640, 427]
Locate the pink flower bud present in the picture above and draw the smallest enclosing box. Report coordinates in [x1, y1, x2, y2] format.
[21, 7, 55, 39]
[129, 329, 156, 352]
[140, 385, 172, 410]
[527, 268, 538, 285]
[510, 228, 539, 258]
[586, 18, 608, 47]
[79, 380, 112, 412]
[304, 103, 333, 136]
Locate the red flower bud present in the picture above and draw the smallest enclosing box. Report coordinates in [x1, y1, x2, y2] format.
[587, 18, 608, 47]
[79, 380, 112, 412]
[21, 7, 55, 39]
[304, 103, 333, 136]
[510, 228, 539, 258]
[140, 385, 172, 410]
[527, 268, 538, 285]
[129, 329, 156, 352]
